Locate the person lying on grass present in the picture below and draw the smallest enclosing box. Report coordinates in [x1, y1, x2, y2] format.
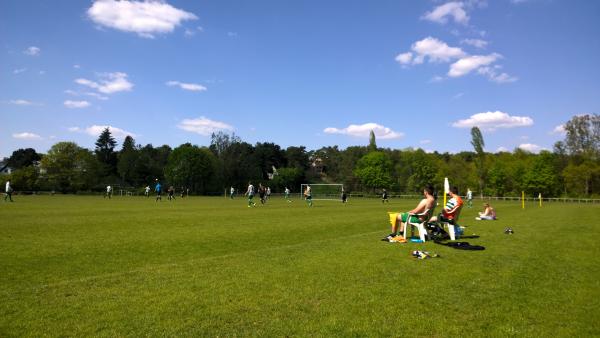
[383, 185, 435, 242]
[476, 203, 496, 220]
[430, 186, 463, 224]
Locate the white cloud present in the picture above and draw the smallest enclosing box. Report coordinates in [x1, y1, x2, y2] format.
[323, 122, 403, 139]
[87, 0, 197, 38]
[13, 132, 42, 140]
[395, 52, 413, 65]
[477, 66, 518, 83]
[65, 89, 108, 100]
[448, 53, 500, 77]
[64, 100, 91, 109]
[452, 111, 534, 130]
[518, 143, 542, 153]
[178, 117, 234, 136]
[23, 46, 40, 56]
[84, 92, 109, 100]
[551, 124, 566, 135]
[396, 37, 466, 66]
[13, 68, 27, 74]
[430, 75, 446, 83]
[166, 80, 207, 92]
[453, 92, 465, 99]
[85, 125, 136, 139]
[496, 146, 509, 152]
[75, 72, 133, 94]
[9, 99, 34, 106]
[73, 64, 81, 69]
[69, 125, 137, 139]
[461, 38, 488, 49]
[396, 37, 516, 83]
[422, 2, 469, 25]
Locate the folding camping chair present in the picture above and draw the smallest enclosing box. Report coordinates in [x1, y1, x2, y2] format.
[404, 208, 434, 242]
[439, 206, 463, 240]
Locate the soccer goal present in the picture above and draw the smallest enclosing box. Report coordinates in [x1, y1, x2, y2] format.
[300, 184, 344, 201]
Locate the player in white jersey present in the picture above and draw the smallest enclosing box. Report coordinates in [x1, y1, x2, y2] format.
[245, 182, 256, 207]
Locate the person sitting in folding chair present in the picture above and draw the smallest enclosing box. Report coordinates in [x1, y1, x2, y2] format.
[430, 186, 463, 224]
[430, 186, 464, 240]
[383, 185, 435, 242]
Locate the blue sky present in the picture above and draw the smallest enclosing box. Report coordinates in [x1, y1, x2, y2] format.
[1, 0, 599, 158]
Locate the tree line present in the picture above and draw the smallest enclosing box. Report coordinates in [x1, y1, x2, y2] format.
[2, 114, 599, 197]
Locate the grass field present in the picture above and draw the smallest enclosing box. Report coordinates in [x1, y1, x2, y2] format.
[1, 195, 599, 337]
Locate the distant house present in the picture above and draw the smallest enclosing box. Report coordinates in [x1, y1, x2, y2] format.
[310, 156, 324, 174]
[0, 161, 13, 175]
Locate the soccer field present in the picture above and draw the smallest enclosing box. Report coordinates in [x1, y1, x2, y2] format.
[1, 195, 599, 336]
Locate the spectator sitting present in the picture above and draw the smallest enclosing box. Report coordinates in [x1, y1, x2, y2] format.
[383, 185, 436, 242]
[430, 186, 463, 224]
[476, 203, 496, 220]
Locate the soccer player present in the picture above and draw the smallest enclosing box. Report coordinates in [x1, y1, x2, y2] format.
[304, 184, 313, 207]
[245, 182, 256, 207]
[266, 186, 271, 200]
[382, 189, 389, 203]
[155, 180, 162, 202]
[4, 179, 14, 202]
[383, 185, 435, 242]
[144, 185, 150, 198]
[284, 187, 291, 202]
[168, 186, 175, 201]
[230, 186, 235, 199]
[466, 188, 473, 208]
[104, 185, 112, 199]
[258, 184, 266, 205]
[341, 189, 347, 203]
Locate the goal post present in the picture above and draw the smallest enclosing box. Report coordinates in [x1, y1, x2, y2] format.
[300, 183, 344, 201]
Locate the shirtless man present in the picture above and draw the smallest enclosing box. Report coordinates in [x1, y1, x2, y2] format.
[383, 185, 435, 242]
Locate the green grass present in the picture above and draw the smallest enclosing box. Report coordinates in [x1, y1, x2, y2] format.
[1, 195, 599, 337]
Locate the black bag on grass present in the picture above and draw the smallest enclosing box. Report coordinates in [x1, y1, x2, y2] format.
[434, 241, 485, 250]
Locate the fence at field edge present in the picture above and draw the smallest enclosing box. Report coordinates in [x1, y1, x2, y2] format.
[7, 190, 600, 203]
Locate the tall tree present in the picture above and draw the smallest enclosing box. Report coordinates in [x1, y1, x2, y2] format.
[164, 143, 219, 194]
[7, 148, 41, 169]
[40, 142, 99, 193]
[471, 126, 486, 197]
[94, 127, 118, 177]
[563, 114, 600, 158]
[354, 151, 393, 190]
[368, 130, 377, 152]
[117, 135, 139, 186]
[209, 131, 241, 157]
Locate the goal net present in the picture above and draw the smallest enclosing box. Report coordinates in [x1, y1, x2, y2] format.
[300, 184, 344, 201]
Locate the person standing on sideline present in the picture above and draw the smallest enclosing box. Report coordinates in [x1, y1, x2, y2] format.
[144, 185, 150, 198]
[4, 179, 14, 202]
[466, 188, 473, 208]
[304, 184, 313, 207]
[245, 182, 256, 207]
[382, 189, 389, 203]
[104, 185, 112, 199]
[230, 186, 235, 199]
[155, 179, 162, 202]
[284, 187, 291, 202]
